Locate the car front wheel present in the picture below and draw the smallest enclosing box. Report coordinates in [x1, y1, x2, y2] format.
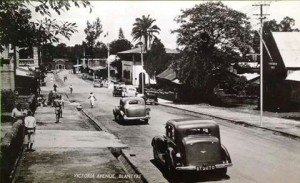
[153, 146, 158, 160]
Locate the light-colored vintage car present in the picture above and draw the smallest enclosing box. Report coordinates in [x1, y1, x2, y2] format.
[93, 79, 103, 87]
[123, 86, 137, 97]
[113, 97, 150, 123]
[151, 118, 232, 177]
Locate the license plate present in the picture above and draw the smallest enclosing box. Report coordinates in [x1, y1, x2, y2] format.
[196, 165, 216, 171]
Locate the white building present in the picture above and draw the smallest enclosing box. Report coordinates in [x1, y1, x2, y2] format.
[117, 47, 179, 86]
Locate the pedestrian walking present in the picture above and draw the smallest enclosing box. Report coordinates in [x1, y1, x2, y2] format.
[11, 103, 25, 123]
[48, 90, 53, 106]
[69, 84, 73, 94]
[53, 84, 57, 92]
[24, 111, 36, 152]
[58, 95, 64, 118]
[88, 92, 97, 108]
[53, 96, 62, 123]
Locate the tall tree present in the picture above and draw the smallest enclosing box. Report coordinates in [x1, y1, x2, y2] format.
[131, 15, 160, 51]
[84, 17, 103, 58]
[145, 38, 169, 78]
[109, 39, 132, 55]
[118, 28, 125, 39]
[173, 2, 252, 97]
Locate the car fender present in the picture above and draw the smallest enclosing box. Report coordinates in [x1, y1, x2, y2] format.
[221, 144, 232, 164]
[167, 147, 176, 168]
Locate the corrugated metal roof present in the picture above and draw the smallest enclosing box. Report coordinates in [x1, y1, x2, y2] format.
[286, 70, 300, 82]
[238, 73, 260, 81]
[156, 67, 177, 81]
[117, 47, 179, 54]
[272, 32, 300, 68]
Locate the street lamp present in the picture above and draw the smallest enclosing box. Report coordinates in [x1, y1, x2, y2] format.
[137, 42, 144, 95]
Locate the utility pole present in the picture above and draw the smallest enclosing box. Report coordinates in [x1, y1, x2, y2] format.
[253, 3, 269, 127]
[107, 43, 110, 80]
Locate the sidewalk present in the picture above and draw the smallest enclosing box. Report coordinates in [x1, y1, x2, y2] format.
[13, 73, 128, 183]
[157, 98, 300, 139]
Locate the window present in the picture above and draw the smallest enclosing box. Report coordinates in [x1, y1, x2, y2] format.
[128, 100, 142, 105]
[186, 128, 211, 136]
[166, 125, 175, 141]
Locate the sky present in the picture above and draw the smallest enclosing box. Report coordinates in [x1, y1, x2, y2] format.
[29, 1, 300, 49]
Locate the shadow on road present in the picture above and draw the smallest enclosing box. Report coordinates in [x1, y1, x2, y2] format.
[113, 119, 149, 126]
[150, 159, 230, 183]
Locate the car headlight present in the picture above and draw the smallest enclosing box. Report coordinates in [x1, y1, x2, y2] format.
[175, 152, 181, 158]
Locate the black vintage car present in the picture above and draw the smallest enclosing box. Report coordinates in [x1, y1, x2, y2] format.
[112, 86, 124, 97]
[144, 91, 158, 105]
[151, 118, 232, 177]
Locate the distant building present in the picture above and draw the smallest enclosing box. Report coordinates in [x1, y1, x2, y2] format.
[49, 58, 73, 70]
[117, 47, 179, 86]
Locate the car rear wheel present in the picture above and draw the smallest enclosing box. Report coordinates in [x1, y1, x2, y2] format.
[144, 119, 149, 124]
[217, 168, 227, 177]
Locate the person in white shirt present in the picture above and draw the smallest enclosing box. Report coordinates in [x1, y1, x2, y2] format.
[24, 111, 36, 151]
[88, 92, 97, 108]
[11, 103, 25, 123]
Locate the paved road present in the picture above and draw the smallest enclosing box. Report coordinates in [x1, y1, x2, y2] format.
[62, 71, 300, 183]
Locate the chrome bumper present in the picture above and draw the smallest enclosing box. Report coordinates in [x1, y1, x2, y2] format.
[175, 163, 232, 171]
[123, 115, 150, 121]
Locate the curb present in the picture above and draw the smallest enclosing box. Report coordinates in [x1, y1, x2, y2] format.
[158, 103, 300, 141]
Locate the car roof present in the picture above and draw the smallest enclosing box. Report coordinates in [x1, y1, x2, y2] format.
[167, 118, 218, 129]
[121, 97, 144, 103]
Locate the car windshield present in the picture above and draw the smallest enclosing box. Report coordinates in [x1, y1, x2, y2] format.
[128, 100, 142, 105]
[186, 128, 211, 135]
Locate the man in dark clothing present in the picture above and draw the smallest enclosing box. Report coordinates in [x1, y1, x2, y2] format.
[53, 84, 57, 92]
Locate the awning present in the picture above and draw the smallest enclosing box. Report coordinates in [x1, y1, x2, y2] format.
[117, 48, 179, 55]
[286, 70, 300, 82]
[16, 67, 35, 78]
[73, 64, 82, 67]
[89, 66, 106, 71]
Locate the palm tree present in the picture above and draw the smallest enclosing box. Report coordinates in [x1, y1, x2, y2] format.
[131, 15, 160, 51]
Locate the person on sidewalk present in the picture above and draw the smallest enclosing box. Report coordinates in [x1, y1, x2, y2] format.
[53, 84, 57, 92]
[88, 92, 97, 108]
[48, 90, 54, 106]
[24, 111, 36, 152]
[11, 103, 25, 124]
[69, 84, 73, 94]
[53, 96, 62, 123]
[58, 95, 64, 118]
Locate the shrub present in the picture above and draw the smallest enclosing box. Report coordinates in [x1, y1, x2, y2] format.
[1, 90, 17, 112]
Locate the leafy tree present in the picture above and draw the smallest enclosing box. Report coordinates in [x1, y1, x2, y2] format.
[109, 39, 133, 55]
[131, 15, 160, 51]
[94, 41, 108, 58]
[0, 0, 91, 50]
[109, 39, 132, 79]
[119, 27, 125, 39]
[172, 2, 252, 97]
[144, 38, 169, 78]
[84, 18, 103, 58]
